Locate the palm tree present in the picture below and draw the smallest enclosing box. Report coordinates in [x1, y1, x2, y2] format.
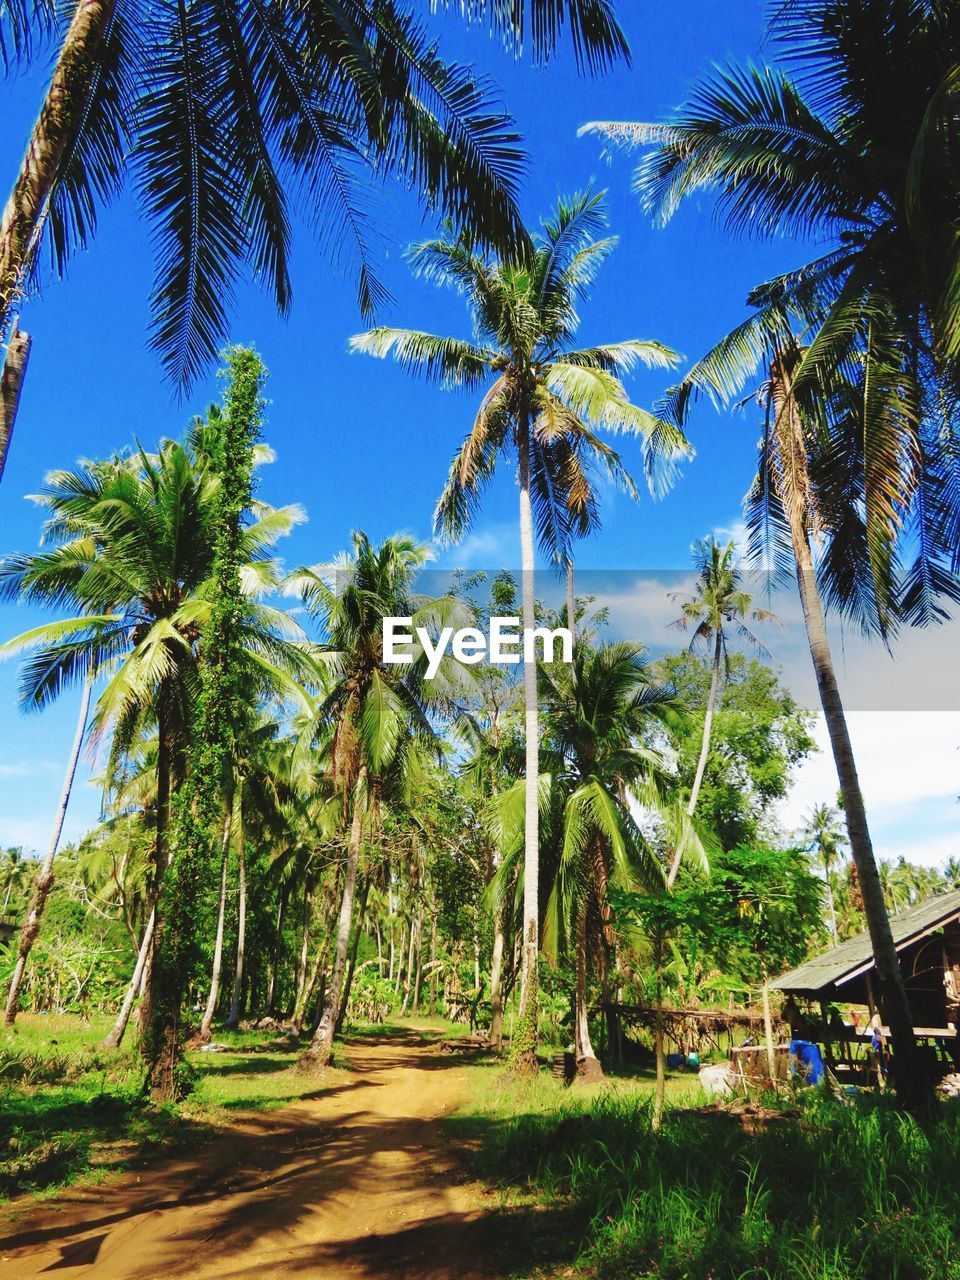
[0, 0, 628, 476]
[293, 532, 460, 1067]
[521, 642, 695, 1077]
[666, 536, 777, 885]
[801, 802, 847, 945]
[581, 1, 960, 620]
[351, 190, 688, 1065]
[581, 0, 960, 1112]
[0, 418, 305, 1031]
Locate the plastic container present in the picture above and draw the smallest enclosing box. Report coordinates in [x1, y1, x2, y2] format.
[790, 1038, 825, 1085]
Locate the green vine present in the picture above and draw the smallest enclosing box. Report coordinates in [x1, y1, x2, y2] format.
[145, 347, 265, 1101]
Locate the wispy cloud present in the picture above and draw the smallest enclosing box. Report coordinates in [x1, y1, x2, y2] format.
[0, 760, 59, 779]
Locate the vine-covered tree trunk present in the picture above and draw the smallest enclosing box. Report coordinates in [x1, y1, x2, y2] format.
[515, 415, 540, 1070]
[226, 792, 246, 1030]
[302, 767, 367, 1068]
[145, 349, 263, 1102]
[5, 662, 93, 1026]
[199, 804, 233, 1041]
[772, 356, 925, 1113]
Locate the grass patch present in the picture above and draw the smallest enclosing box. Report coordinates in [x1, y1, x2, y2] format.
[452, 1066, 960, 1279]
[0, 1014, 346, 1205]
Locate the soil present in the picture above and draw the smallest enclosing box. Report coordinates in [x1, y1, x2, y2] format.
[0, 1031, 510, 1279]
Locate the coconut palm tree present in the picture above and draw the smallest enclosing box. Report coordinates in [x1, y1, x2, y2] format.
[666, 536, 777, 885]
[0, 421, 306, 1029]
[801, 802, 847, 944]
[581, 2, 960, 610]
[293, 531, 464, 1066]
[0, 0, 628, 478]
[532, 642, 698, 1077]
[351, 190, 689, 1064]
[581, 0, 960, 1112]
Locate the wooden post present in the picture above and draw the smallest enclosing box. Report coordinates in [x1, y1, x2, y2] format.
[762, 980, 777, 1081]
[0, 320, 31, 483]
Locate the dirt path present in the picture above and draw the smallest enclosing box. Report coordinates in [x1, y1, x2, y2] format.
[0, 1032, 508, 1280]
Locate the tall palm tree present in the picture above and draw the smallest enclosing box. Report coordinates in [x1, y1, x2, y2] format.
[801, 802, 847, 945]
[0, 0, 627, 476]
[581, 1, 960, 615]
[293, 531, 461, 1066]
[581, 0, 960, 1112]
[666, 535, 777, 885]
[0, 421, 305, 1029]
[351, 190, 688, 1064]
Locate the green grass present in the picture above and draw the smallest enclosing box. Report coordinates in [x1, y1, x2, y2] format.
[0, 1014, 346, 1205]
[451, 1066, 960, 1280]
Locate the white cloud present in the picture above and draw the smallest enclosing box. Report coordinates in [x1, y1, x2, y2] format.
[431, 523, 518, 569]
[780, 711, 960, 866]
[0, 760, 58, 778]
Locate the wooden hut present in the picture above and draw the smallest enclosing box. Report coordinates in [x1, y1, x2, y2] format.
[772, 889, 960, 1083]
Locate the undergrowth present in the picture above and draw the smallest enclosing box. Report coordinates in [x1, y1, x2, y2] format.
[459, 1074, 960, 1280]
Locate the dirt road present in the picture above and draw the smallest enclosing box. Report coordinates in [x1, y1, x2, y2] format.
[0, 1033, 507, 1280]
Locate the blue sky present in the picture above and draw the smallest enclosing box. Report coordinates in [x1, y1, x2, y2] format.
[0, 2, 956, 865]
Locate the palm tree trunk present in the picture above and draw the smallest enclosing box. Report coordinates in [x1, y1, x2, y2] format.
[0, 319, 31, 483]
[516, 415, 540, 1070]
[428, 901, 438, 1016]
[336, 874, 370, 1033]
[667, 627, 721, 888]
[412, 909, 424, 1015]
[141, 682, 180, 1083]
[772, 358, 925, 1113]
[199, 804, 233, 1041]
[824, 862, 839, 945]
[100, 906, 154, 1050]
[0, 1, 116, 340]
[488, 909, 506, 1050]
[761, 967, 777, 1080]
[5, 661, 93, 1026]
[401, 901, 417, 1015]
[574, 900, 601, 1078]
[266, 881, 289, 1015]
[292, 942, 327, 1037]
[302, 767, 366, 1067]
[651, 944, 666, 1133]
[226, 792, 246, 1030]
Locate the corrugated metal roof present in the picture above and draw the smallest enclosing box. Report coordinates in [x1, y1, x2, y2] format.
[773, 889, 960, 996]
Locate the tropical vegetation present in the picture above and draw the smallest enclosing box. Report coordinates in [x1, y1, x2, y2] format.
[1, 2, 960, 1277]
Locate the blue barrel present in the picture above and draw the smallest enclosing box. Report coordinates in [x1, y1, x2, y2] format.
[666, 1052, 685, 1069]
[790, 1038, 825, 1085]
